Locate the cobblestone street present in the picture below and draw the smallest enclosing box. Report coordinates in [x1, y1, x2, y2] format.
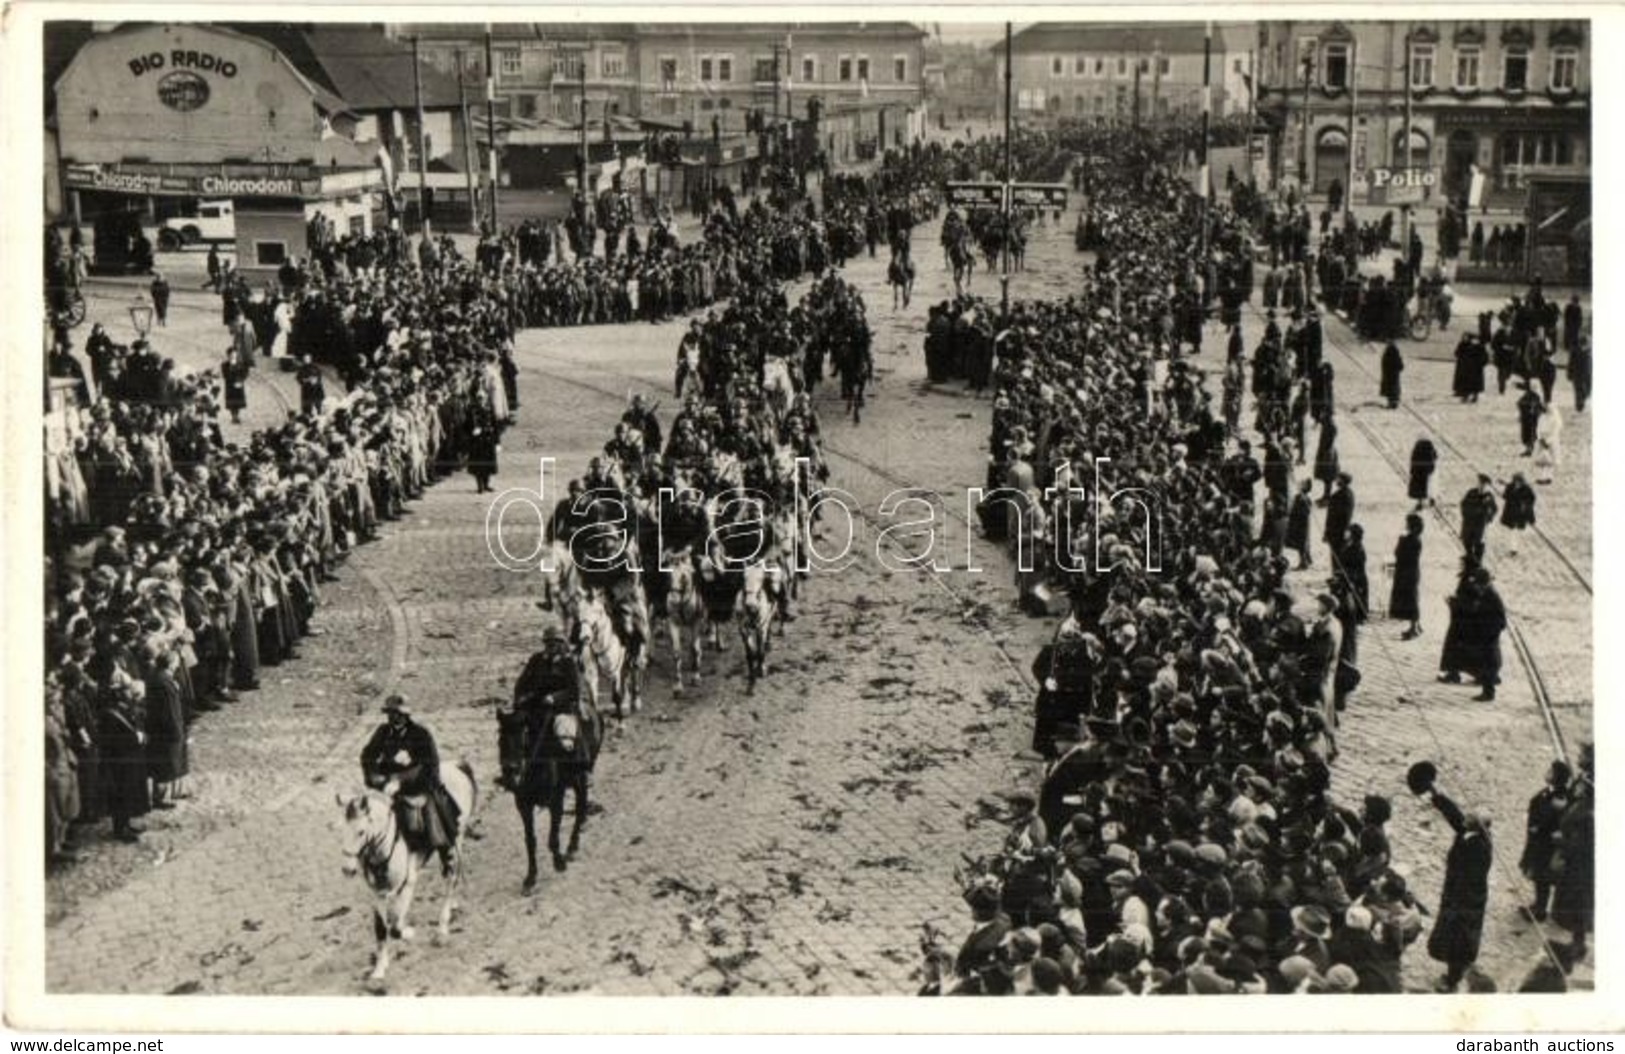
[43, 177, 1591, 998]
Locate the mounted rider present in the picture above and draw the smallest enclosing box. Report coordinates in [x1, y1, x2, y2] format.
[360, 695, 460, 862]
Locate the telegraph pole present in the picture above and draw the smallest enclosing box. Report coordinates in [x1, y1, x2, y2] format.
[773, 44, 781, 159]
[1346, 36, 1358, 225]
[456, 49, 479, 233]
[1299, 53, 1313, 190]
[1247, 48, 1257, 187]
[1001, 21, 1013, 320]
[1402, 30, 1415, 252]
[578, 49, 589, 193]
[485, 27, 499, 229]
[1151, 39, 1163, 124]
[1133, 59, 1142, 129]
[1198, 21, 1212, 287]
[411, 36, 430, 236]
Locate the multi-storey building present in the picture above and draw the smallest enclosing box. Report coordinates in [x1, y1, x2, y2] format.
[1255, 19, 1590, 207]
[1000, 22, 1254, 126]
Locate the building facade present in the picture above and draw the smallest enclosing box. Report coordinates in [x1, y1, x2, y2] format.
[1001, 23, 1253, 126]
[1255, 19, 1590, 206]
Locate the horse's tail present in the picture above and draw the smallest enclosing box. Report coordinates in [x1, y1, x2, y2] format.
[453, 759, 479, 820]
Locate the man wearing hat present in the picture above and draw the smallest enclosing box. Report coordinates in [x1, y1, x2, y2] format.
[1459, 475, 1499, 564]
[1416, 775, 1493, 992]
[1305, 591, 1344, 759]
[360, 695, 459, 861]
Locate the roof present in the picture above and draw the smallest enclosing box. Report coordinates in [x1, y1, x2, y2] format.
[233, 23, 465, 110]
[1004, 22, 1244, 55]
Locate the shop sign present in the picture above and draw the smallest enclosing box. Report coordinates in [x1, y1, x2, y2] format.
[946, 181, 1003, 208]
[128, 49, 240, 80]
[1009, 183, 1068, 208]
[64, 164, 316, 199]
[1368, 165, 1435, 205]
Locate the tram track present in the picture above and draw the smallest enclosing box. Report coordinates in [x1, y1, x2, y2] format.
[1241, 299, 1574, 762]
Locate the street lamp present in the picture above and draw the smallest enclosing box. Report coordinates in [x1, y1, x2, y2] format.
[129, 295, 154, 339]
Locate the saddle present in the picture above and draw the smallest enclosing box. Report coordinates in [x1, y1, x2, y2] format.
[395, 787, 459, 854]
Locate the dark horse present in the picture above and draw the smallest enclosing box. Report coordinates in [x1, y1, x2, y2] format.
[496, 653, 603, 893]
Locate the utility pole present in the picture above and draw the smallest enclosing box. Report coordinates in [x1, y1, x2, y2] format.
[1247, 48, 1258, 187]
[411, 36, 430, 237]
[1347, 36, 1358, 226]
[1402, 30, 1415, 252]
[1198, 21, 1212, 288]
[578, 48, 589, 193]
[1299, 53, 1313, 190]
[1001, 21, 1013, 320]
[773, 43, 781, 160]
[456, 49, 479, 233]
[1133, 58, 1142, 129]
[484, 27, 499, 229]
[1151, 39, 1162, 125]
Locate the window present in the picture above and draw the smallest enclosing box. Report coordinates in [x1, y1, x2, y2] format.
[1503, 46, 1529, 91]
[1073, 95, 1086, 114]
[601, 50, 626, 78]
[1410, 43, 1435, 88]
[802, 56, 816, 83]
[1093, 94, 1105, 114]
[754, 57, 777, 83]
[659, 57, 678, 87]
[719, 98, 732, 109]
[1138, 57, 1150, 74]
[1233, 57, 1244, 74]
[1052, 56, 1064, 76]
[1551, 47, 1578, 90]
[1501, 132, 1574, 167]
[515, 93, 537, 119]
[555, 53, 582, 80]
[498, 49, 522, 80]
[1116, 56, 1127, 76]
[857, 56, 870, 82]
[718, 56, 733, 83]
[1094, 58, 1105, 76]
[1157, 56, 1171, 76]
[838, 55, 853, 82]
[1074, 55, 1087, 75]
[254, 241, 287, 267]
[1322, 43, 1350, 88]
[1454, 45, 1480, 88]
[894, 56, 907, 82]
[700, 57, 713, 82]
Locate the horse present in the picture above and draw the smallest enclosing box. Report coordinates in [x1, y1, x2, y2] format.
[836, 346, 871, 425]
[539, 541, 585, 640]
[337, 761, 478, 987]
[570, 589, 644, 720]
[496, 696, 602, 893]
[664, 549, 707, 694]
[696, 551, 741, 652]
[738, 561, 778, 692]
[762, 356, 797, 424]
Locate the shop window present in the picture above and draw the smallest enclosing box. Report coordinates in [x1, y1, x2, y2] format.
[1410, 43, 1435, 88]
[255, 241, 288, 267]
[1503, 47, 1529, 91]
[602, 50, 627, 78]
[1454, 46, 1480, 88]
[1551, 47, 1579, 90]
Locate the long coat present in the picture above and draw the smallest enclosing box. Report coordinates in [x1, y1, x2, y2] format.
[1286, 493, 1313, 553]
[1501, 479, 1537, 530]
[99, 691, 151, 823]
[1313, 421, 1341, 484]
[1426, 791, 1492, 968]
[1465, 584, 1507, 684]
[144, 670, 188, 783]
[1379, 344, 1404, 403]
[1519, 784, 1569, 885]
[1389, 532, 1423, 622]
[1407, 440, 1437, 502]
[1551, 784, 1594, 935]
[1324, 484, 1354, 547]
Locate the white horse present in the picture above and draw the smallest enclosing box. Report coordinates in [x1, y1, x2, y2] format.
[762, 357, 797, 422]
[337, 761, 479, 988]
[738, 562, 778, 693]
[571, 589, 644, 720]
[664, 549, 707, 694]
[539, 541, 585, 640]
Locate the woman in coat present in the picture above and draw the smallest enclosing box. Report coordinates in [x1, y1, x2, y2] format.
[1500, 473, 1538, 551]
[99, 677, 151, 843]
[1389, 514, 1424, 639]
[1286, 480, 1315, 570]
[143, 648, 188, 809]
[466, 413, 500, 494]
[1379, 343, 1404, 409]
[1452, 334, 1487, 403]
[222, 352, 249, 425]
[1336, 523, 1370, 624]
[1464, 569, 1508, 702]
[1518, 759, 1572, 922]
[1407, 438, 1437, 510]
[1421, 783, 1493, 992]
[1313, 418, 1340, 501]
[1551, 745, 1594, 962]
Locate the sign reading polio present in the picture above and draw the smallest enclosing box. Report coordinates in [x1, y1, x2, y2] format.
[1368, 165, 1436, 205]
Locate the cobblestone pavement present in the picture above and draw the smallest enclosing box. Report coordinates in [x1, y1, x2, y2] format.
[45, 194, 1590, 996]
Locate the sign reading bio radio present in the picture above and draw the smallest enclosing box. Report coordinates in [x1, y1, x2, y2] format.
[1368, 165, 1437, 205]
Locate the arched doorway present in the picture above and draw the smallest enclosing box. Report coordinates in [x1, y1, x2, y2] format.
[1393, 128, 1431, 170]
[1443, 129, 1478, 202]
[1313, 127, 1348, 195]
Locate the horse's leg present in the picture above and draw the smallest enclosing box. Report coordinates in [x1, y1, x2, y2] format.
[690, 622, 704, 686]
[669, 617, 685, 694]
[567, 773, 588, 859]
[548, 784, 568, 872]
[369, 905, 391, 983]
[394, 860, 421, 942]
[520, 800, 539, 894]
[436, 841, 460, 944]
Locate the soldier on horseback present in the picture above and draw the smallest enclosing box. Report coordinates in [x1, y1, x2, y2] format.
[360, 695, 460, 870]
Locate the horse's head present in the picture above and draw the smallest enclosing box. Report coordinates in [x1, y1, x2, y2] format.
[668, 549, 695, 592]
[334, 788, 391, 877]
[495, 708, 529, 792]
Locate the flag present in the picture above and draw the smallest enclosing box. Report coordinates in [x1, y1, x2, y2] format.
[860, 78, 870, 99]
[1194, 164, 1210, 199]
